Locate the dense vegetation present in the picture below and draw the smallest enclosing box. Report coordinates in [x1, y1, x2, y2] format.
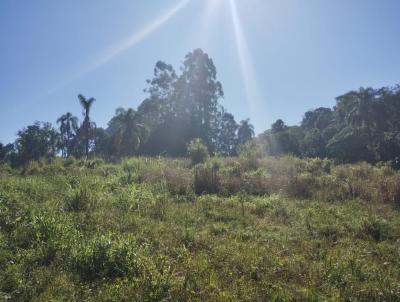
[0, 155, 399, 301]
[259, 86, 400, 167]
[1, 49, 400, 167]
[1, 49, 400, 300]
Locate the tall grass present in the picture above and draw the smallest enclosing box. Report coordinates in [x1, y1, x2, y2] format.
[0, 156, 399, 301]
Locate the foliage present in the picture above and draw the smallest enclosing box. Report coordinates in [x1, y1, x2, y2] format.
[13, 122, 59, 166]
[260, 86, 400, 164]
[57, 112, 79, 158]
[0, 157, 399, 301]
[78, 94, 96, 159]
[187, 138, 209, 165]
[237, 119, 255, 146]
[2, 51, 400, 166]
[107, 108, 149, 157]
[194, 163, 219, 194]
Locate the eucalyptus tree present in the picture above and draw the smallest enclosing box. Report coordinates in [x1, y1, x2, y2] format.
[216, 112, 238, 156]
[57, 112, 78, 157]
[78, 94, 96, 158]
[177, 49, 224, 151]
[138, 50, 226, 156]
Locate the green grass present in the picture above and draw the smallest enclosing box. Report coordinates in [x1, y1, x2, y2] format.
[0, 157, 399, 301]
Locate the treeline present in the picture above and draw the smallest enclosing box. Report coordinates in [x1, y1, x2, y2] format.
[260, 86, 400, 167]
[0, 49, 254, 166]
[1, 48, 399, 167]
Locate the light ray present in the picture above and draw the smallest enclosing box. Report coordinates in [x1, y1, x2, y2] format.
[190, 0, 225, 50]
[229, 0, 263, 126]
[21, 0, 191, 109]
[82, 0, 191, 75]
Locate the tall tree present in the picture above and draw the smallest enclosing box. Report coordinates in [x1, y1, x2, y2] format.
[57, 112, 78, 157]
[138, 50, 226, 156]
[138, 61, 179, 156]
[216, 112, 238, 156]
[176, 49, 224, 151]
[237, 119, 255, 146]
[78, 94, 96, 159]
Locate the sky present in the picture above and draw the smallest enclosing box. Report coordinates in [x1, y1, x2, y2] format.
[1, 0, 400, 144]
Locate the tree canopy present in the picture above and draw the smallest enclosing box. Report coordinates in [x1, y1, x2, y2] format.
[259, 85, 400, 167]
[1, 49, 400, 168]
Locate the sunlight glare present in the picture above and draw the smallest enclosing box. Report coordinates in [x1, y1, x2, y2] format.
[26, 0, 191, 106]
[229, 0, 262, 125]
[85, 0, 191, 74]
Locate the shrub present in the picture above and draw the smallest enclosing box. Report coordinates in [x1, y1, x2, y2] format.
[237, 141, 263, 171]
[194, 164, 219, 195]
[187, 139, 209, 165]
[71, 235, 142, 281]
[65, 184, 97, 212]
[359, 218, 396, 241]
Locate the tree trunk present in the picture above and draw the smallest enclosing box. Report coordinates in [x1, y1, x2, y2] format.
[86, 127, 89, 159]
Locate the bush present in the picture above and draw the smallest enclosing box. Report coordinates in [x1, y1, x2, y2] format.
[71, 235, 142, 281]
[359, 218, 396, 241]
[187, 139, 209, 165]
[194, 164, 219, 195]
[65, 185, 96, 212]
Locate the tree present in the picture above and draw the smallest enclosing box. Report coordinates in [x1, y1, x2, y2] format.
[57, 112, 78, 157]
[326, 127, 374, 162]
[300, 129, 325, 158]
[237, 119, 254, 146]
[14, 122, 59, 165]
[0, 143, 14, 163]
[78, 94, 96, 159]
[271, 119, 287, 133]
[337, 88, 376, 131]
[144, 61, 177, 100]
[138, 61, 180, 156]
[176, 49, 224, 151]
[93, 127, 112, 159]
[257, 84, 400, 164]
[216, 112, 238, 156]
[301, 108, 333, 130]
[108, 108, 149, 157]
[139, 61, 178, 130]
[138, 50, 226, 156]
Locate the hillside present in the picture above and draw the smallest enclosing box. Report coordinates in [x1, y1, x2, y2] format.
[1, 156, 399, 301]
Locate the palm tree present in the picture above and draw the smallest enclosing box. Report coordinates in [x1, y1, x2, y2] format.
[57, 112, 78, 157]
[110, 108, 149, 157]
[78, 94, 96, 159]
[237, 119, 255, 146]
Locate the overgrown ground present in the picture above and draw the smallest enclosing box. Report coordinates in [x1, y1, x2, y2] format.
[0, 156, 400, 301]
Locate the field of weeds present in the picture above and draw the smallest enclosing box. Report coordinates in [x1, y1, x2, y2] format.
[0, 156, 399, 301]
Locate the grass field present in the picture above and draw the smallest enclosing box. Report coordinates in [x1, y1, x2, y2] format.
[0, 156, 399, 301]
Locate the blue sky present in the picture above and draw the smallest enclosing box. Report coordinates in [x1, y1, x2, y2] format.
[1, 0, 400, 143]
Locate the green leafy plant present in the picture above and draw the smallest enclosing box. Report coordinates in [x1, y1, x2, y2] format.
[187, 138, 209, 165]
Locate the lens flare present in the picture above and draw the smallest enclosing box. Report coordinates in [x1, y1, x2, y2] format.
[229, 0, 263, 127]
[25, 0, 191, 107]
[83, 0, 191, 75]
[193, 0, 224, 48]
